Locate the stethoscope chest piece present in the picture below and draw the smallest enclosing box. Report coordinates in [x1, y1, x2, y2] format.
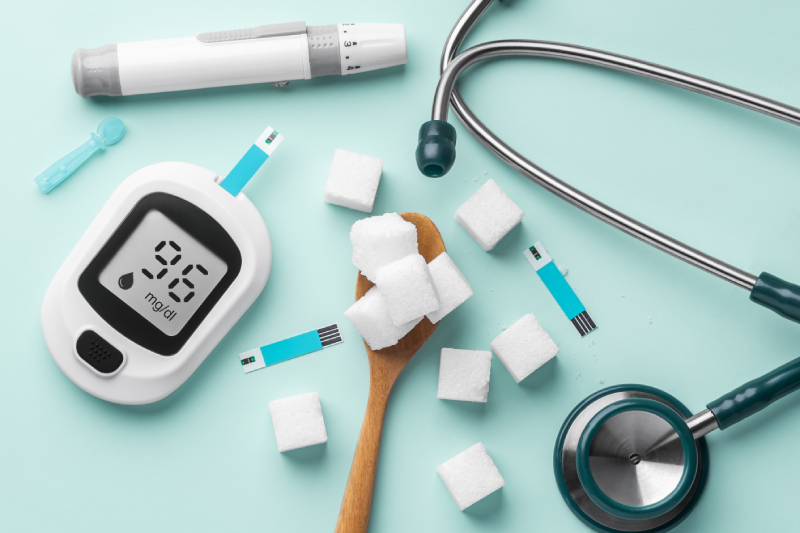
[554, 385, 710, 532]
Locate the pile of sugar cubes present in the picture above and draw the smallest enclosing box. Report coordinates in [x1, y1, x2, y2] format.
[318, 166, 558, 511]
[435, 313, 558, 510]
[344, 213, 474, 350]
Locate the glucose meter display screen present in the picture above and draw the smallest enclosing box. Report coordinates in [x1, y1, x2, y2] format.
[98, 210, 228, 336]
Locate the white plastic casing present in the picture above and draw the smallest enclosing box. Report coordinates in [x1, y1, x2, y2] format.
[41, 162, 272, 405]
[118, 35, 311, 95]
[112, 24, 406, 95]
[337, 23, 407, 75]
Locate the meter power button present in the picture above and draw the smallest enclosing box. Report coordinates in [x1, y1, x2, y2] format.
[76, 331, 124, 375]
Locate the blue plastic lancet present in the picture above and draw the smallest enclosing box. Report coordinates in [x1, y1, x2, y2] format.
[35, 117, 126, 193]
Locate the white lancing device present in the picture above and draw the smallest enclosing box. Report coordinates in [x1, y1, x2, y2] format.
[72, 21, 407, 97]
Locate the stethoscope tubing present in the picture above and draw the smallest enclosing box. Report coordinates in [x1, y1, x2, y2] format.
[435, 3, 800, 523]
[437, 0, 800, 291]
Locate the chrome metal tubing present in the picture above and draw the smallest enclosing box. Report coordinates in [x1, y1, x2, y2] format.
[434, 0, 800, 291]
[685, 409, 719, 439]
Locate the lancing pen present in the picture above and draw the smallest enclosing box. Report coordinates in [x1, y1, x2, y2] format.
[72, 21, 407, 97]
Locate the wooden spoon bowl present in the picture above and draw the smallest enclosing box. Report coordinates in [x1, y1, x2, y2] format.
[334, 213, 445, 533]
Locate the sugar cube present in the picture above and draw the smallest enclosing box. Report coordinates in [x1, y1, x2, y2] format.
[455, 179, 524, 251]
[351, 213, 418, 282]
[437, 348, 491, 403]
[436, 442, 505, 511]
[491, 313, 558, 383]
[344, 286, 422, 350]
[268, 392, 328, 452]
[426, 252, 473, 324]
[324, 149, 384, 213]
[376, 254, 440, 325]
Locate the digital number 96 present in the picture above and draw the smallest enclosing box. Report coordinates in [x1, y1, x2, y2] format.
[140, 240, 209, 303]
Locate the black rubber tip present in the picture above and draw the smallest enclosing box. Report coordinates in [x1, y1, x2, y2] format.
[415, 120, 457, 178]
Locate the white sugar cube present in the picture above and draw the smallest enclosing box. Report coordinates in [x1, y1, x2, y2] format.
[376, 254, 440, 325]
[268, 392, 328, 452]
[455, 179, 524, 251]
[436, 442, 505, 511]
[351, 213, 418, 282]
[437, 348, 491, 403]
[491, 313, 558, 383]
[324, 149, 384, 213]
[344, 286, 422, 350]
[426, 252, 473, 324]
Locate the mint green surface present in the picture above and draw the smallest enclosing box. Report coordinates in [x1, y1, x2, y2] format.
[4, 0, 800, 531]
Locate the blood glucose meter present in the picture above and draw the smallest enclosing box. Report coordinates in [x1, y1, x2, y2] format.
[41, 158, 272, 405]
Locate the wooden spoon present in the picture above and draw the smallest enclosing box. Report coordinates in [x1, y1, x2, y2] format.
[334, 213, 446, 533]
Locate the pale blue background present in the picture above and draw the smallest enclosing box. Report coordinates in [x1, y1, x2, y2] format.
[3, 0, 800, 531]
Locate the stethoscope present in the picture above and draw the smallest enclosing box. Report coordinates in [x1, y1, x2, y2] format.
[416, 0, 800, 530]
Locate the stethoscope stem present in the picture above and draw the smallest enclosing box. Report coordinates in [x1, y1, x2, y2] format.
[433, 0, 800, 291]
[685, 409, 718, 439]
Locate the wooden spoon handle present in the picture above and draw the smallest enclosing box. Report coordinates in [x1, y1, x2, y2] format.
[334, 382, 392, 533]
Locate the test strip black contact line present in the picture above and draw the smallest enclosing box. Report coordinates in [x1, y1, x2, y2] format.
[318, 328, 339, 339]
[571, 314, 583, 336]
[579, 312, 594, 333]
[318, 324, 342, 347]
[570, 311, 596, 337]
[317, 324, 339, 335]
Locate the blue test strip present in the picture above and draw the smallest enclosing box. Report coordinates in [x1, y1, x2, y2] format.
[220, 126, 284, 196]
[238, 324, 343, 374]
[523, 242, 597, 337]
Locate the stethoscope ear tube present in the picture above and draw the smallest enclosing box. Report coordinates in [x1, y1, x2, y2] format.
[427, 0, 800, 328]
[707, 354, 800, 430]
[415, 120, 457, 177]
[750, 272, 800, 324]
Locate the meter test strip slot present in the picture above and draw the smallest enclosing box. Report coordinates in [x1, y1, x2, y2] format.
[523, 242, 597, 337]
[40, 126, 283, 405]
[239, 324, 343, 374]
